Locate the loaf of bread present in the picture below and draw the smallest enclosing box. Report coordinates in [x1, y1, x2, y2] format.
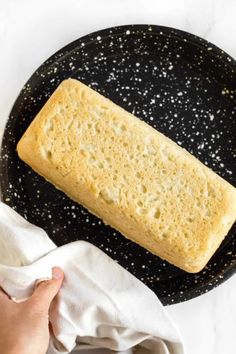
[17, 79, 236, 273]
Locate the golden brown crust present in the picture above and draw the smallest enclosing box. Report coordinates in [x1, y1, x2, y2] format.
[17, 79, 236, 273]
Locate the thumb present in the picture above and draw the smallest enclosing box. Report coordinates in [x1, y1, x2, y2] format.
[30, 267, 64, 312]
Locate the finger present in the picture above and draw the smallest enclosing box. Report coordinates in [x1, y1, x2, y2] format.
[30, 267, 64, 312]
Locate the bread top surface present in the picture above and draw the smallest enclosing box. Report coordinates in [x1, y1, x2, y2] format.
[17, 79, 236, 272]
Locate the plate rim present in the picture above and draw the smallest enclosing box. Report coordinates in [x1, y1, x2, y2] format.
[1, 24, 236, 305]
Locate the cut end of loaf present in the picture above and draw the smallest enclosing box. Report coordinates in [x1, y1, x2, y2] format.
[17, 78, 236, 273]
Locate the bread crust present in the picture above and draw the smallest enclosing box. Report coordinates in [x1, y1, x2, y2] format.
[17, 79, 236, 273]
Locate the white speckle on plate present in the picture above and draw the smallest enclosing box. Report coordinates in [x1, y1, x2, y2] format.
[198, 142, 204, 150]
[209, 114, 214, 121]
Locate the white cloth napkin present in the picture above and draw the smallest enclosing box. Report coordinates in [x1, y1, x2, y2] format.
[0, 202, 185, 354]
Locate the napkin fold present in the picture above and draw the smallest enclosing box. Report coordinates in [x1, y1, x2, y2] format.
[0, 202, 185, 354]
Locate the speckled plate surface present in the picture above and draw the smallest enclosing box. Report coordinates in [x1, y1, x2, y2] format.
[1, 25, 236, 305]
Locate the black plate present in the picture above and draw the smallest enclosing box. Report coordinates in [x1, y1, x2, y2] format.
[1, 25, 236, 305]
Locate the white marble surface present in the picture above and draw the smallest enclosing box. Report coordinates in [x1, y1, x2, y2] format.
[0, 0, 236, 353]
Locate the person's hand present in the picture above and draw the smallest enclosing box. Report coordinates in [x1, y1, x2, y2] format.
[0, 267, 64, 354]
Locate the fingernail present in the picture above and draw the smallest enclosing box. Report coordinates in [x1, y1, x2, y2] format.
[52, 267, 63, 280]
